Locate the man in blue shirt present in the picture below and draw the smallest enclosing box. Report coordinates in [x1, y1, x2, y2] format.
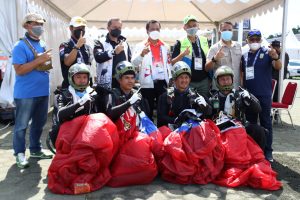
[241, 29, 282, 162]
[12, 13, 53, 168]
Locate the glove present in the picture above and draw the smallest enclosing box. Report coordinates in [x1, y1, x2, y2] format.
[194, 96, 207, 107]
[78, 93, 91, 106]
[129, 92, 142, 105]
[240, 90, 250, 99]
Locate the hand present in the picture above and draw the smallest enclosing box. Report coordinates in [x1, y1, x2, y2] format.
[114, 40, 125, 55]
[194, 96, 207, 107]
[78, 93, 91, 106]
[76, 31, 86, 48]
[268, 46, 279, 60]
[215, 46, 225, 60]
[182, 46, 190, 56]
[140, 42, 150, 57]
[36, 49, 52, 64]
[129, 92, 142, 105]
[240, 90, 250, 99]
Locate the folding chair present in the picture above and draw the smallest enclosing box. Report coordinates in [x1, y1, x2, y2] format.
[271, 82, 297, 129]
[271, 79, 277, 100]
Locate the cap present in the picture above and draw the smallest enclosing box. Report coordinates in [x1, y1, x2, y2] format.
[271, 40, 281, 47]
[22, 13, 46, 27]
[69, 16, 87, 27]
[183, 15, 198, 25]
[247, 29, 262, 38]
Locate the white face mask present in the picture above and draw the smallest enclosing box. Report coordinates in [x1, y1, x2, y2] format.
[149, 31, 160, 40]
[249, 43, 261, 51]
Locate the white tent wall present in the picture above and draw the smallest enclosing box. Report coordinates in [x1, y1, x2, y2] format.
[0, 0, 27, 108]
[0, 0, 69, 108]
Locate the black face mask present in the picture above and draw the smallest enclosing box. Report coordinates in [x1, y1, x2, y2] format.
[73, 29, 85, 39]
[110, 29, 121, 38]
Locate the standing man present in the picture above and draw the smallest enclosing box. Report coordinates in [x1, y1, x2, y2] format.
[172, 15, 210, 96]
[241, 29, 282, 162]
[271, 40, 289, 102]
[132, 20, 171, 120]
[12, 13, 53, 168]
[205, 21, 242, 89]
[59, 16, 93, 89]
[94, 18, 131, 89]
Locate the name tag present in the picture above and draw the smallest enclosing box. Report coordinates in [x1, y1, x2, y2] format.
[194, 57, 203, 70]
[246, 66, 254, 80]
[156, 62, 164, 73]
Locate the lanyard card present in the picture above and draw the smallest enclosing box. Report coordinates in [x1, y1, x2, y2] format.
[246, 66, 254, 80]
[194, 57, 203, 70]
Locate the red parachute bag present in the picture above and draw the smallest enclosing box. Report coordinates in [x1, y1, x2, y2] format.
[107, 132, 158, 187]
[213, 125, 282, 190]
[48, 113, 119, 194]
[160, 119, 225, 184]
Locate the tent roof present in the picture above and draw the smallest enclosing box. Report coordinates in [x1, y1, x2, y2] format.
[45, 0, 283, 29]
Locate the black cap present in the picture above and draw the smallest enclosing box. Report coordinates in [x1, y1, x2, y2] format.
[271, 40, 281, 47]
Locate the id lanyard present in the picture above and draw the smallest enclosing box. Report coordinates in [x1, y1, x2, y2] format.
[151, 45, 164, 66]
[71, 38, 84, 63]
[244, 48, 261, 68]
[190, 36, 202, 58]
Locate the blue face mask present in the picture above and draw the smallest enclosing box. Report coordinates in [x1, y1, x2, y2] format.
[186, 27, 198, 36]
[221, 31, 233, 41]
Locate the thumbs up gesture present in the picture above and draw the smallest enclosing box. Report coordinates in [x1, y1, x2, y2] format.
[215, 46, 225, 60]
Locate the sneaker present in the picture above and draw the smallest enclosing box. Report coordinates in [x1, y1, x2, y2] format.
[30, 151, 53, 159]
[265, 152, 274, 163]
[16, 153, 29, 169]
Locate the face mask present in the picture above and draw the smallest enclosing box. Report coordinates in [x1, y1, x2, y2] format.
[149, 31, 160, 40]
[221, 31, 233, 41]
[31, 26, 44, 37]
[186, 27, 198, 36]
[74, 29, 85, 39]
[249, 43, 261, 51]
[110, 29, 121, 38]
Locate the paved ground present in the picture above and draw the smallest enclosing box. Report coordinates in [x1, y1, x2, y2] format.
[0, 80, 299, 200]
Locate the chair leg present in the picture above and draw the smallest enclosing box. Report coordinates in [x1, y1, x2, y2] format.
[287, 110, 295, 130]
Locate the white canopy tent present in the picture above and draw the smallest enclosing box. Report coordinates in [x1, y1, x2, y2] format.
[0, 0, 288, 108]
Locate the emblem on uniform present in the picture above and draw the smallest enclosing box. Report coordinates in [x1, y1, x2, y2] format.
[259, 53, 264, 59]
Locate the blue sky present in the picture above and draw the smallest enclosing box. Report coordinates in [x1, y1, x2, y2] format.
[251, 0, 300, 37]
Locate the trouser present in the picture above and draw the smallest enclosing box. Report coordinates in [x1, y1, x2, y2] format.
[245, 123, 267, 151]
[141, 80, 167, 120]
[245, 95, 272, 154]
[13, 96, 49, 155]
[190, 77, 210, 97]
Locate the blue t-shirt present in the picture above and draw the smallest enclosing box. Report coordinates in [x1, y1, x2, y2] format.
[12, 36, 50, 98]
[241, 47, 273, 97]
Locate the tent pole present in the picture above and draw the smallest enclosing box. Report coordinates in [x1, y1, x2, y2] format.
[237, 20, 243, 45]
[279, 0, 288, 100]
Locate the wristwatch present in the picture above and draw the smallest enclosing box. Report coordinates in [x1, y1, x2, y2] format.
[273, 57, 280, 61]
[212, 56, 217, 63]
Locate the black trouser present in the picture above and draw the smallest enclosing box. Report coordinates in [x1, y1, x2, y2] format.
[141, 80, 167, 120]
[245, 123, 266, 151]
